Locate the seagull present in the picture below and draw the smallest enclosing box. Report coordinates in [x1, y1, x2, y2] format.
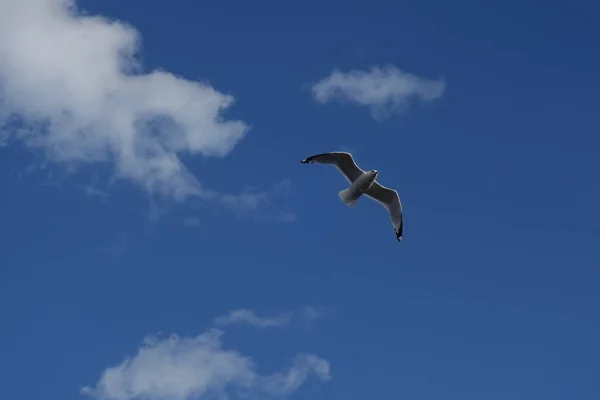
[300, 151, 403, 242]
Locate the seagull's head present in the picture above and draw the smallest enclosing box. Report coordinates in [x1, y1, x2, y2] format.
[371, 170, 378, 178]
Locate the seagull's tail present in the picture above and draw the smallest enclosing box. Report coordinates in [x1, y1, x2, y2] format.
[338, 188, 358, 208]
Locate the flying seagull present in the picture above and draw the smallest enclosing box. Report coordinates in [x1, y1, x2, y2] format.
[300, 152, 403, 242]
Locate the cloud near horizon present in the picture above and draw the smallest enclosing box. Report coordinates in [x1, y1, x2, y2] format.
[312, 65, 445, 120]
[0, 0, 248, 200]
[81, 329, 331, 400]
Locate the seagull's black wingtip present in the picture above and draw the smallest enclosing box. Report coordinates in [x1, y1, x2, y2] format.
[395, 229, 402, 242]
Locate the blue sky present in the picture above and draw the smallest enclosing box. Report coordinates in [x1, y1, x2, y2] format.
[0, 0, 599, 399]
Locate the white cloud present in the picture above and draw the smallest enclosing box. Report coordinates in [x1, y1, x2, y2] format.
[0, 0, 249, 200]
[312, 65, 445, 120]
[81, 329, 330, 400]
[262, 354, 332, 397]
[214, 309, 292, 328]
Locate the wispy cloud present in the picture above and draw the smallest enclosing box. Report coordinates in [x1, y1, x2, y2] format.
[148, 198, 169, 222]
[81, 329, 331, 400]
[296, 306, 333, 332]
[214, 309, 292, 328]
[214, 307, 330, 330]
[84, 185, 108, 199]
[312, 65, 445, 120]
[262, 354, 332, 397]
[220, 179, 295, 220]
[0, 0, 248, 201]
[220, 192, 270, 215]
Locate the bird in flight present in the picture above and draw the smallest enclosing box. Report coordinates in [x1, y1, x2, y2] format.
[300, 151, 403, 242]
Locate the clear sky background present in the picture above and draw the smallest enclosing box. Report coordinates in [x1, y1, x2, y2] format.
[0, 0, 599, 399]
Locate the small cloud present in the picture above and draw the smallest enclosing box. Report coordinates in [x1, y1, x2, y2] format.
[220, 191, 269, 215]
[312, 65, 445, 120]
[220, 179, 294, 220]
[84, 185, 108, 199]
[214, 309, 292, 328]
[215, 307, 329, 331]
[81, 329, 330, 400]
[183, 217, 200, 227]
[261, 354, 331, 397]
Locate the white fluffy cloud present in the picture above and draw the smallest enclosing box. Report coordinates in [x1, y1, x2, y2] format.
[0, 0, 248, 200]
[81, 329, 331, 400]
[214, 309, 292, 328]
[312, 65, 445, 120]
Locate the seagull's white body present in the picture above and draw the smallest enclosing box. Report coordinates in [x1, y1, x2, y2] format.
[300, 151, 403, 242]
[338, 169, 379, 207]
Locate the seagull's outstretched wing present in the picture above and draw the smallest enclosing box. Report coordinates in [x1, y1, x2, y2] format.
[365, 181, 403, 242]
[300, 152, 364, 183]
